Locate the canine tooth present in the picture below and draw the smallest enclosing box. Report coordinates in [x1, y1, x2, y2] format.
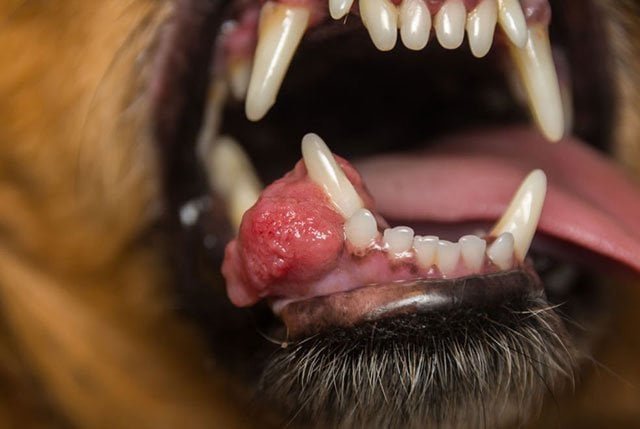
[497, 0, 527, 48]
[245, 2, 310, 121]
[466, 0, 497, 58]
[487, 233, 514, 270]
[437, 240, 461, 276]
[435, 0, 466, 50]
[508, 26, 564, 141]
[384, 226, 415, 256]
[459, 235, 486, 271]
[345, 208, 378, 251]
[301, 133, 363, 218]
[413, 235, 438, 269]
[330, 0, 355, 19]
[399, 0, 431, 51]
[491, 170, 546, 261]
[360, 0, 399, 51]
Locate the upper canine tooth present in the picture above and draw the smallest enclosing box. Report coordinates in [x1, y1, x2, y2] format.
[301, 133, 364, 218]
[508, 25, 565, 142]
[497, 0, 527, 48]
[466, 0, 497, 58]
[490, 170, 547, 261]
[360, 0, 399, 51]
[245, 2, 310, 121]
[345, 208, 379, 252]
[435, 0, 466, 50]
[399, 0, 431, 51]
[329, 0, 355, 20]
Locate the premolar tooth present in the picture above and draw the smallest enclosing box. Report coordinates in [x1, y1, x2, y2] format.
[487, 233, 515, 270]
[384, 226, 415, 257]
[345, 208, 378, 252]
[466, 0, 497, 58]
[245, 2, 310, 121]
[413, 235, 438, 269]
[301, 133, 363, 218]
[329, 0, 355, 20]
[437, 240, 461, 276]
[399, 0, 431, 51]
[435, 0, 466, 50]
[459, 235, 486, 271]
[508, 25, 565, 142]
[360, 0, 399, 51]
[491, 170, 547, 261]
[497, 0, 527, 48]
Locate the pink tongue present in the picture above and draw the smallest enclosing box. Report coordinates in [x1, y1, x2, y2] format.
[356, 126, 640, 273]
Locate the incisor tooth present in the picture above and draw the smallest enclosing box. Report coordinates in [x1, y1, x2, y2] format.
[508, 26, 565, 142]
[399, 0, 431, 51]
[360, 0, 399, 51]
[466, 0, 497, 58]
[330, 0, 355, 20]
[301, 133, 364, 218]
[345, 208, 378, 251]
[384, 226, 415, 256]
[459, 235, 486, 271]
[245, 2, 310, 121]
[487, 233, 514, 270]
[497, 0, 527, 48]
[491, 170, 547, 261]
[413, 235, 438, 269]
[435, 0, 466, 50]
[437, 240, 460, 276]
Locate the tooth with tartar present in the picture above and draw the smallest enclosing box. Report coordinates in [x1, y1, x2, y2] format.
[399, 0, 431, 51]
[437, 240, 461, 276]
[497, 0, 527, 48]
[302, 133, 364, 218]
[491, 170, 547, 261]
[245, 2, 310, 121]
[487, 232, 515, 270]
[509, 26, 564, 141]
[466, 0, 497, 58]
[459, 235, 487, 271]
[345, 208, 378, 252]
[360, 0, 399, 51]
[414, 235, 438, 269]
[435, 0, 466, 50]
[384, 226, 415, 256]
[330, 0, 355, 19]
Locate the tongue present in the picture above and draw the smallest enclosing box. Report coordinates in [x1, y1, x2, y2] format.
[356, 126, 640, 273]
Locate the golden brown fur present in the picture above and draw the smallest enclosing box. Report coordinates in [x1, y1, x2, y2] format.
[0, 0, 639, 427]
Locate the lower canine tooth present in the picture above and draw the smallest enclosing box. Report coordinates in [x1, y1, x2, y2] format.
[459, 235, 486, 271]
[437, 240, 461, 276]
[384, 226, 414, 256]
[413, 235, 438, 269]
[487, 233, 514, 270]
[345, 208, 378, 252]
[399, 0, 431, 51]
[245, 2, 310, 121]
[435, 0, 466, 50]
[497, 0, 527, 48]
[466, 0, 497, 58]
[329, 0, 355, 19]
[360, 0, 399, 51]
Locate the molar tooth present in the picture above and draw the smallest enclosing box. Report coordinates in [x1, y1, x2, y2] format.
[466, 0, 497, 58]
[437, 240, 461, 276]
[399, 0, 431, 51]
[435, 0, 466, 50]
[508, 25, 565, 142]
[487, 233, 515, 270]
[245, 2, 310, 121]
[413, 235, 438, 269]
[384, 226, 415, 257]
[490, 169, 547, 261]
[459, 235, 486, 271]
[497, 0, 527, 48]
[301, 133, 363, 218]
[329, 0, 355, 19]
[345, 208, 378, 252]
[360, 0, 399, 51]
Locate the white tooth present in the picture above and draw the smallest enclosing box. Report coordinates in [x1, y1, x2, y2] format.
[228, 58, 252, 100]
[384, 226, 415, 256]
[435, 0, 466, 50]
[437, 240, 460, 276]
[345, 208, 378, 252]
[487, 232, 515, 270]
[466, 0, 497, 58]
[196, 80, 228, 161]
[399, 0, 431, 51]
[413, 235, 438, 269]
[490, 169, 547, 261]
[245, 2, 310, 121]
[360, 0, 399, 51]
[207, 136, 263, 230]
[508, 26, 564, 142]
[329, 0, 355, 19]
[497, 0, 527, 48]
[459, 235, 486, 271]
[301, 133, 363, 218]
